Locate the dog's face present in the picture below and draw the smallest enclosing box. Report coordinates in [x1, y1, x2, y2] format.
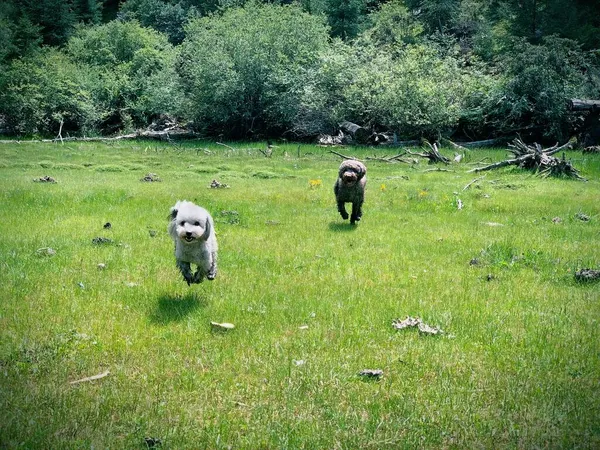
[339, 161, 366, 187]
[169, 202, 211, 244]
[341, 170, 359, 186]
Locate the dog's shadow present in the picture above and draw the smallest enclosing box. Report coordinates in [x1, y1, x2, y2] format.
[328, 222, 358, 232]
[149, 292, 207, 325]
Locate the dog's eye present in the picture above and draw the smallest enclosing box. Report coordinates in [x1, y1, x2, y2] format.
[180, 221, 186, 226]
[194, 221, 200, 226]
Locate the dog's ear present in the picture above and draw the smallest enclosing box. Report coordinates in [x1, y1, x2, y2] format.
[201, 218, 211, 241]
[169, 207, 178, 221]
[357, 166, 366, 179]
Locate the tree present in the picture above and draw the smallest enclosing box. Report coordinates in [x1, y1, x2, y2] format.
[404, 0, 460, 33]
[118, 0, 197, 44]
[17, 0, 78, 46]
[325, 0, 366, 40]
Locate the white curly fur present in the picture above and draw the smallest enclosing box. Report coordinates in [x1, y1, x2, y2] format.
[168, 201, 218, 285]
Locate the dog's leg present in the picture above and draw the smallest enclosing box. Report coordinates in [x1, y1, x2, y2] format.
[337, 201, 349, 220]
[192, 268, 205, 284]
[350, 201, 362, 224]
[207, 252, 218, 280]
[177, 260, 194, 285]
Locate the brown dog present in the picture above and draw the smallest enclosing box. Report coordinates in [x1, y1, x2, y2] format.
[334, 160, 367, 224]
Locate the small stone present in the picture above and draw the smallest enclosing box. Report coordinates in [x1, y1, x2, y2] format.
[417, 322, 443, 335]
[210, 179, 230, 189]
[33, 175, 56, 183]
[140, 173, 161, 182]
[359, 369, 383, 379]
[35, 247, 56, 257]
[92, 237, 113, 245]
[392, 317, 421, 330]
[97, 263, 106, 270]
[143, 437, 162, 448]
[574, 269, 600, 282]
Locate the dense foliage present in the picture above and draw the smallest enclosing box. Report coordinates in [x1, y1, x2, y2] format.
[0, 0, 599, 141]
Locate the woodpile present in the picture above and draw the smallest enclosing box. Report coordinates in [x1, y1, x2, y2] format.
[468, 138, 585, 180]
[318, 121, 392, 146]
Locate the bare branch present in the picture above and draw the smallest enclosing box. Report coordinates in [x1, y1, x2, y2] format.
[329, 150, 364, 161]
[216, 142, 237, 151]
[463, 175, 486, 191]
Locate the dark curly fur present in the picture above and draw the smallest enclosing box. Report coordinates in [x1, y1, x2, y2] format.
[334, 160, 367, 224]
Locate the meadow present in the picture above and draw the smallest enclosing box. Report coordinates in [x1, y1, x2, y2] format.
[0, 140, 598, 449]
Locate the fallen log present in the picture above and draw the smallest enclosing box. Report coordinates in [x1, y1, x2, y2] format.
[0, 128, 200, 144]
[454, 138, 507, 148]
[568, 99, 600, 112]
[339, 121, 371, 144]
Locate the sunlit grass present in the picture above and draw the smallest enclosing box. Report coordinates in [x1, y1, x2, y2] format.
[0, 141, 599, 448]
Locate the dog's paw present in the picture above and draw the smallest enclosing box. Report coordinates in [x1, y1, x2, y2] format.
[192, 271, 205, 284]
[340, 211, 349, 220]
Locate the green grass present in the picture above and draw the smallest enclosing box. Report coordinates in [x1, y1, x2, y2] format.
[0, 140, 599, 449]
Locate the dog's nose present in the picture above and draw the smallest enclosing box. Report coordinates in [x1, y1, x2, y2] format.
[186, 231, 192, 237]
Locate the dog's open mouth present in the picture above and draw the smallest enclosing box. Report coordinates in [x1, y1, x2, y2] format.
[184, 236, 195, 242]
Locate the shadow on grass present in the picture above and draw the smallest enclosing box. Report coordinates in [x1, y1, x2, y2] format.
[328, 222, 358, 232]
[150, 292, 207, 325]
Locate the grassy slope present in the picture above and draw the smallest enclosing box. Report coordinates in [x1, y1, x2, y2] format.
[0, 141, 599, 448]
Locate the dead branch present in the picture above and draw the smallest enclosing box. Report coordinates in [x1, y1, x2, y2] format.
[329, 150, 364, 161]
[469, 138, 585, 180]
[56, 119, 64, 144]
[441, 138, 468, 152]
[216, 142, 237, 151]
[422, 168, 452, 173]
[365, 152, 411, 164]
[406, 141, 450, 164]
[463, 175, 486, 191]
[258, 143, 273, 157]
[69, 370, 110, 385]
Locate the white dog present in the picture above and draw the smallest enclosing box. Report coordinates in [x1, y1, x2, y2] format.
[168, 201, 218, 285]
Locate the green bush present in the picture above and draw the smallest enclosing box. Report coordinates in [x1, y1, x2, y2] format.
[0, 48, 99, 135]
[66, 20, 182, 133]
[480, 36, 592, 141]
[179, 3, 330, 138]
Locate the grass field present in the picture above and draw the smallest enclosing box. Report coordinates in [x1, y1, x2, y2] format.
[0, 140, 599, 449]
